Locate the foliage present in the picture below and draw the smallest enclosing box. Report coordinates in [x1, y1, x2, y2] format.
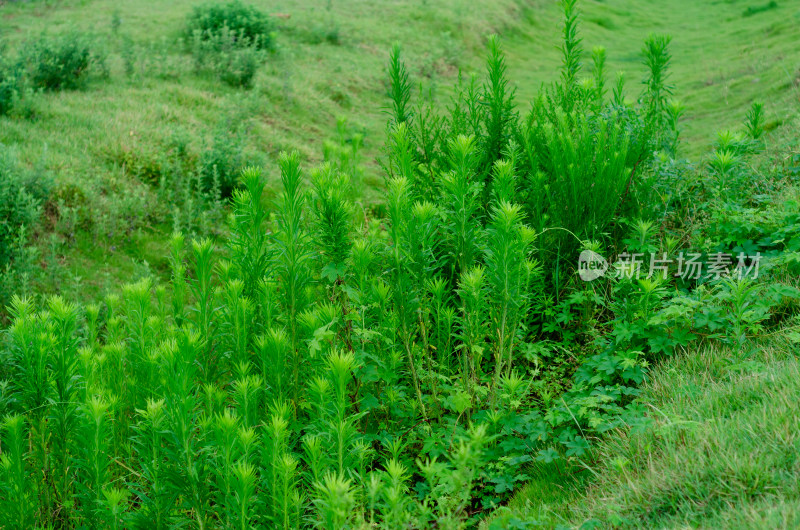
[185, 0, 274, 50]
[0, 149, 52, 306]
[1, 0, 796, 315]
[0, 3, 686, 526]
[0, 49, 24, 116]
[384, 7, 674, 288]
[186, 1, 273, 87]
[190, 26, 265, 88]
[21, 31, 105, 91]
[0, 0, 799, 527]
[198, 125, 248, 197]
[493, 332, 800, 528]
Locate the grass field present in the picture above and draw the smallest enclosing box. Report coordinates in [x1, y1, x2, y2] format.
[493, 329, 800, 528]
[504, 0, 800, 155]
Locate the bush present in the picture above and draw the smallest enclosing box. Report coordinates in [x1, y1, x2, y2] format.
[0, 49, 24, 115]
[0, 150, 49, 267]
[191, 27, 264, 88]
[198, 126, 247, 197]
[186, 0, 274, 50]
[22, 32, 104, 90]
[0, 149, 51, 306]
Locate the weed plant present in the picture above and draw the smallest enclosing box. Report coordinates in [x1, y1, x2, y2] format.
[0, 149, 52, 308]
[0, 31, 104, 115]
[0, 49, 23, 116]
[190, 27, 265, 88]
[186, 1, 275, 50]
[186, 1, 273, 88]
[21, 31, 106, 91]
[384, 0, 676, 293]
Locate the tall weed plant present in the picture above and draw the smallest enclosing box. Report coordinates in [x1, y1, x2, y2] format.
[386, 0, 676, 293]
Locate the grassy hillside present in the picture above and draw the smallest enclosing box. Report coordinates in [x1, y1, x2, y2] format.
[1, 0, 799, 305]
[0, 0, 527, 302]
[503, 0, 800, 156]
[493, 329, 800, 528]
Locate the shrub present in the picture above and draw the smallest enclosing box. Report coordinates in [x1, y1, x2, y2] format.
[186, 0, 274, 50]
[198, 126, 246, 197]
[191, 27, 264, 88]
[308, 19, 341, 46]
[186, 1, 272, 87]
[0, 149, 51, 305]
[22, 32, 104, 91]
[385, 4, 672, 289]
[0, 150, 50, 267]
[0, 49, 24, 115]
[216, 46, 261, 88]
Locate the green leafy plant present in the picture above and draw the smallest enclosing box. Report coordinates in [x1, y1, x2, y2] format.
[0, 48, 24, 115]
[190, 26, 265, 88]
[186, 1, 274, 50]
[22, 31, 105, 90]
[385, 0, 673, 292]
[0, 150, 52, 307]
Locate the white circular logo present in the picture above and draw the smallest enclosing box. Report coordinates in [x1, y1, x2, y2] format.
[578, 250, 608, 281]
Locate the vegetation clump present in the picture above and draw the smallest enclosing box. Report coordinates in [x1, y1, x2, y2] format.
[184, 1, 274, 87]
[0, 2, 684, 525]
[190, 26, 265, 88]
[0, 50, 23, 115]
[186, 0, 275, 50]
[0, 149, 52, 305]
[22, 32, 105, 91]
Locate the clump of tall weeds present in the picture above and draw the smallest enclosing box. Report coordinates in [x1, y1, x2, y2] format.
[186, 1, 273, 88]
[386, 0, 676, 292]
[0, 1, 689, 527]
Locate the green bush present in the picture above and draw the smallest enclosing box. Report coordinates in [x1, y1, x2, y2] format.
[0, 49, 23, 115]
[0, 149, 51, 306]
[22, 32, 104, 91]
[199, 126, 246, 197]
[0, 150, 49, 267]
[186, 0, 274, 50]
[186, 2, 272, 87]
[216, 46, 261, 88]
[191, 27, 264, 88]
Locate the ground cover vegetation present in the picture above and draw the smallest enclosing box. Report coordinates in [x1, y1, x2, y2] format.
[1, 0, 799, 528]
[1, 0, 798, 308]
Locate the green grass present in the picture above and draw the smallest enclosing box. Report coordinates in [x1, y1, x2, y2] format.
[500, 0, 800, 157]
[2, 0, 799, 302]
[0, 0, 522, 190]
[492, 329, 800, 528]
